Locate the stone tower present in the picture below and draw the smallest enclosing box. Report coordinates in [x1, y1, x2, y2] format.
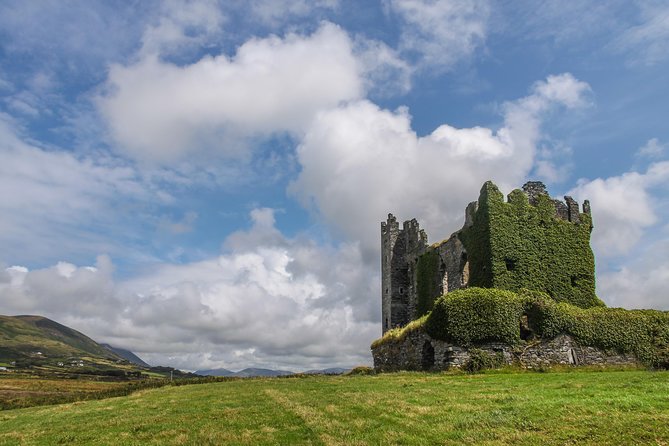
[381, 214, 427, 333]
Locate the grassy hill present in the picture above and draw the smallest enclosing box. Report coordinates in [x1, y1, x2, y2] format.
[0, 315, 196, 381]
[0, 315, 123, 366]
[1, 369, 668, 445]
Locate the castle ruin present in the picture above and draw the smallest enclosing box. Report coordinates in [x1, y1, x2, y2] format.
[381, 180, 597, 334]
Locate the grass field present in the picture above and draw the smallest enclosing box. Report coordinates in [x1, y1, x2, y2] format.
[0, 374, 161, 410]
[1, 369, 668, 445]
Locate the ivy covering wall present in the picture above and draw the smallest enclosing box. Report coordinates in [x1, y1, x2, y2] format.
[421, 288, 669, 367]
[459, 181, 603, 308]
[415, 250, 440, 317]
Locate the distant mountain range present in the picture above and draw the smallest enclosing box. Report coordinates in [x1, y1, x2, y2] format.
[0, 314, 351, 379]
[195, 367, 351, 378]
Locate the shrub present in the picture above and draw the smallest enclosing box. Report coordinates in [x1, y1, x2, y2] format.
[419, 287, 669, 368]
[462, 349, 503, 373]
[527, 299, 669, 366]
[347, 366, 375, 376]
[425, 288, 527, 346]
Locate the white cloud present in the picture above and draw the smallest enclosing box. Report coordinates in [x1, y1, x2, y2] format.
[99, 22, 363, 162]
[247, 0, 339, 26]
[569, 161, 669, 257]
[353, 36, 413, 96]
[636, 138, 666, 159]
[139, 0, 225, 57]
[0, 255, 118, 316]
[0, 209, 379, 371]
[290, 73, 591, 255]
[534, 142, 573, 184]
[0, 114, 176, 264]
[387, 0, 490, 71]
[0, 1, 150, 77]
[613, 3, 669, 66]
[599, 239, 669, 310]
[491, 0, 623, 46]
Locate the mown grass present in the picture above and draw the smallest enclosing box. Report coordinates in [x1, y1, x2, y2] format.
[1, 370, 668, 445]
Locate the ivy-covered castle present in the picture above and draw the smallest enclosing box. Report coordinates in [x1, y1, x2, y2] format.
[382, 180, 599, 334]
[373, 181, 669, 372]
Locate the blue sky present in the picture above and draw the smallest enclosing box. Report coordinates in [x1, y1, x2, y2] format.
[0, 0, 668, 371]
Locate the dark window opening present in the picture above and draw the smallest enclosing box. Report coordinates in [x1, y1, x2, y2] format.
[570, 276, 578, 287]
[505, 258, 516, 271]
[385, 318, 388, 329]
[421, 341, 435, 370]
[459, 252, 468, 272]
[520, 315, 532, 340]
[399, 287, 404, 295]
[385, 288, 389, 295]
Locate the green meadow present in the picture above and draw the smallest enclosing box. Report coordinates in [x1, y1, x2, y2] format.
[1, 370, 668, 445]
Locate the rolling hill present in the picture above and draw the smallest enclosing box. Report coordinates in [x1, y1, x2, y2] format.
[0, 314, 124, 364]
[100, 344, 151, 367]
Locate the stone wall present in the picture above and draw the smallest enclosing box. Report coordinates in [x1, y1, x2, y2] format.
[372, 329, 638, 372]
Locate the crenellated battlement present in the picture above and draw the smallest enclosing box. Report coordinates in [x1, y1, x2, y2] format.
[521, 181, 590, 223]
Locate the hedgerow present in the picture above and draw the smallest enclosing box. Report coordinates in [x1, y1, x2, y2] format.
[459, 181, 604, 308]
[418, 287, 669, 367]
[526, 297, 669, 366]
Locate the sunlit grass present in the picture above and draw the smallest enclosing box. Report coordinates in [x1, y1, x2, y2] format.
[1, 370, 668, 445]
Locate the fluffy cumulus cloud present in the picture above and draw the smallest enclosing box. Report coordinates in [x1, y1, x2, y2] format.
[0, 256, 118, 317]
[387, 0, 490, 70]
[3, 0, 668, 373]
[568, 161, 669, 257]
[567, 160, 669, 309]
[0, 209, 379, 371]
[290, 73, 591, 255]
[599, 239, 669, 310]
[98, 22, 363, 162]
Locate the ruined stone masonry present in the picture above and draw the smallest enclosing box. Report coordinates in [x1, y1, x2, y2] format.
[381, 180, 595, 334]
[372, 332, 637, 372]
[374, 180, 640, 371]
